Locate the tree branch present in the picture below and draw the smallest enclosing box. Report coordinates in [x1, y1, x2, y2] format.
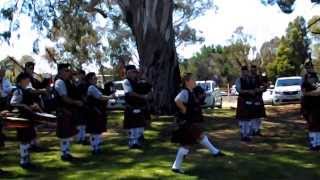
[308, 17, 320, 29]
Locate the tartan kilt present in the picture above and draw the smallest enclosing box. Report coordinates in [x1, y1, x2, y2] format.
[171, 123, 203, 146]
[236, 96, 255, 120]
[56, 107, 78, 138]
[86, 107, 107, 134]
[75, 107, 87, 126]
[304, 110, 320, 132]
[123, 106, 147, 129]
[252, 97, 266, 119]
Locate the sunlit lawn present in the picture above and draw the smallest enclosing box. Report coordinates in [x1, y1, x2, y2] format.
[1, 105, 320, 179]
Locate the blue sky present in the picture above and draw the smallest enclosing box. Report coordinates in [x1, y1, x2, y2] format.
[0, 0, 320, 73]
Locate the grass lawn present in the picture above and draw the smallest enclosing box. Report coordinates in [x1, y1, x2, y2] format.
[1, 105, 320, 180]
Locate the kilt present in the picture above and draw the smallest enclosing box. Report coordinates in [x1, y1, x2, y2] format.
[123, 106, 147, 129]
[56, 107, 78, 138]
[75, 107, 87, 126]
[302, 96, 320, 131]
[252, 96, 266, 119]
[236, 96, 256, 120]
[86, 107, 107, 134]
[171, 123, 203, 146]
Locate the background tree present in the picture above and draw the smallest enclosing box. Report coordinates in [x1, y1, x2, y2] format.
[0, 0, 214, 114]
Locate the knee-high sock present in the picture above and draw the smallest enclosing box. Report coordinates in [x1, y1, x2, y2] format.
[309, 132, 317, 148]
[128, 129, 138, 146]
[239, 121, 245, 137]
[20, 143, 30, 164]
[316, 132, 320, 146]
[60, 138, 71, 156]
[90, 134, 100, 151]
[76, 125, 86, 141]
[252, 118, 262, 133]
[200, 135, 220, 155]
[172, 147, 189, 170]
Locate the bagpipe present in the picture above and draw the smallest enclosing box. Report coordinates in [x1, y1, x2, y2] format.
[125, 80, 152, 107]
[0, 109, 56, 130]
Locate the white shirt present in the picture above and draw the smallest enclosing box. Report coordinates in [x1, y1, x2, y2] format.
[54, 79, 68, 96]
[175, 89, 189, 103]
[0, 78, 12, 98]
[123, 79, 133, 93]
[87, 85, 102, 99]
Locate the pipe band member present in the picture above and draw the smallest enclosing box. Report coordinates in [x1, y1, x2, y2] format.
[10, 73, 42, 169]
[235, 66, 257, 142]
[301, 60, 320, 151]
[0, 66, 12, 147]
[123, 65, 151, 149]
[250, 65, 267, 136]
[171, 73, 225, 174]
[85, 72, 114, 155]
[54, 64, 83, 161]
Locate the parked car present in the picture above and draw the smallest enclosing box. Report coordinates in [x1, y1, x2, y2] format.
[272, 76, 302, 105]
[230, 84, 239, 96]
[196, 80, 222, 108]
[107, 80, 126, 109]
[263, 88, 274, 105]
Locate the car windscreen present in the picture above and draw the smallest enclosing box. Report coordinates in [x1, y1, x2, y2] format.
[197, 82, 212, 91]
[114, 83, 124, 90]
[276, 78, 301, 87]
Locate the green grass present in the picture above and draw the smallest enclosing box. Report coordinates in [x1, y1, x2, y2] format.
[1, 105, 320, 180]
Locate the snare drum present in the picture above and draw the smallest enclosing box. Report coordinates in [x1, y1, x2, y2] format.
[2, 117, 31, 129]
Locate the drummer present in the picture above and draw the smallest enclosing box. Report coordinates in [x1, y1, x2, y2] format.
[10, 73, 43, 169]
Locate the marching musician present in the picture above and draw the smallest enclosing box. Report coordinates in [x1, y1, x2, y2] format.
[301, 60, 320, 151]
[123, 65, 151, 149]
[171, 73, 224, 174]
[85, 72, 114, 155]
[54, 64, 83, 161]
[10, 73, 43, 169]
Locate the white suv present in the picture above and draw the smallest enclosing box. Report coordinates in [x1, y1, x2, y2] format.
[273, 76, 302, 105]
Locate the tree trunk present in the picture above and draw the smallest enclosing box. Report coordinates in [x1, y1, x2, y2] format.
[118, 0, 181, 115]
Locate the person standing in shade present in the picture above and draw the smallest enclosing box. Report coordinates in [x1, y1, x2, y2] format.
[123, 65, 150, 149]
[0, 66, 11, 147]
[74, 70, 89, 144]
[54, 64, 83, 161]
[85, 72, 114, 155]
[20, 62, 48, 151]
[301, 60, 320, 151]
[10, 73, 43, 169]
[171, 73, 225, 174]
[235, 66, 256, 142]
[250, 65, 267, 136]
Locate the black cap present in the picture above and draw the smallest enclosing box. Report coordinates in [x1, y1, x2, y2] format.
[125, 65, 137, 71]
[57, 63, 70, 72]
[25, 62, 35, 68]
[241, 66, 248, 71]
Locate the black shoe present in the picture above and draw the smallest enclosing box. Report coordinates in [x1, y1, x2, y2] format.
[30, 145, 49, 152]
[241, 137, 251, 142]
[213, 151, 226, 157]
[0, 169, 11, 176]
[92, 149, 102, 155]
[0, 141, 4, 148]
[20, 162, 37, 170]
[172, 168, 184, 174]
[61, 154, 78, 162]
[129, 144, 143, 149]
[309, 146, 320, 152]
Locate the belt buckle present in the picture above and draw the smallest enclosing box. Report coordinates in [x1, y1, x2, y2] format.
[133, 109, 141, 114]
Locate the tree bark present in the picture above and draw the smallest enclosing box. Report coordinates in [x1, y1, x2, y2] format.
[118, 0, 181, 115]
